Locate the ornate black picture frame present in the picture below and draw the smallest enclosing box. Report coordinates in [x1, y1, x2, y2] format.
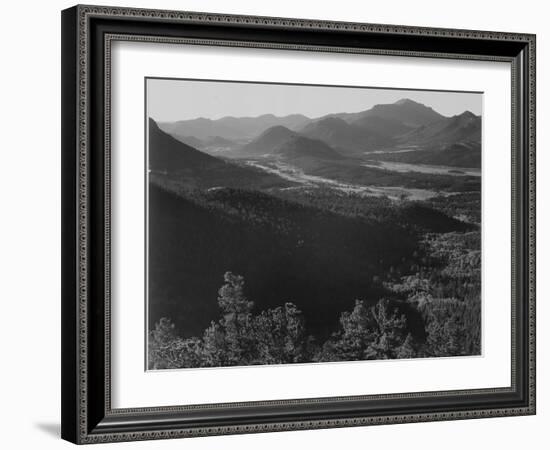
[61, 4, 536, 444]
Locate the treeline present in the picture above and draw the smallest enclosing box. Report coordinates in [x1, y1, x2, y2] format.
[148, 272, 416, 369]
[422, 192, 481, 225]
[149, 231, 481, 370]
[273, 187, 475, 232]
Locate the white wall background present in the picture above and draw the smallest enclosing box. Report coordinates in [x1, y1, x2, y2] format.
[0, 0, 546, 448]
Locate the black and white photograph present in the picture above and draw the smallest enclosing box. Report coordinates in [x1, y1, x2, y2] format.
[146, 79, 483, 370]
[55, 3, 537, 445]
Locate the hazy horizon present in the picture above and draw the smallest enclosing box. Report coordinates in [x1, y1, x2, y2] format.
[147, 78, 482, 123]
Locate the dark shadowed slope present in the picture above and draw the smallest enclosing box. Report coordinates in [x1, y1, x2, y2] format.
[148, 118, 292, 189]
[149, 117, 227, 171]
[147, 184, 401, 340]
[166, 134, 204, 149]
[148, 183, 473, 340]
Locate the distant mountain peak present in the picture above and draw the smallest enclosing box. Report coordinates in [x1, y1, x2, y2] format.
[315, 116, 349, 127]
[239, 125, 297, 155]
[395, 107, 481, 147]
[240, 124, 344, 160]
[257, 125, 296, 138]
[359, 98, 444, 128]
[449, 110, 480, 126]
[190, 117, 213, 124]
[394, 98, 420, 105]
[457, 110, 478, 118]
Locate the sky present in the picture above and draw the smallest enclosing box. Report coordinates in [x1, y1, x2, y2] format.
[147, 78, 482, 122]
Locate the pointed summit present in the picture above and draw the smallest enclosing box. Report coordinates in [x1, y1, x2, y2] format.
[455, 110, 478, 119]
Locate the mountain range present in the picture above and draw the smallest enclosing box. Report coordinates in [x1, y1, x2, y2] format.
[156, 98, 481, 166]
[149, 115, 480, 197]
[159, 113, 310, 141]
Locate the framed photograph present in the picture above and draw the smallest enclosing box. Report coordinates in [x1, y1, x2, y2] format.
[61, 5, 536, 444]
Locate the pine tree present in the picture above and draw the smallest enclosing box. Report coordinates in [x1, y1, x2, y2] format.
[251, 302, 310, 364]
[317, 299, 416, 362]
[202, 272, 256, 366]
